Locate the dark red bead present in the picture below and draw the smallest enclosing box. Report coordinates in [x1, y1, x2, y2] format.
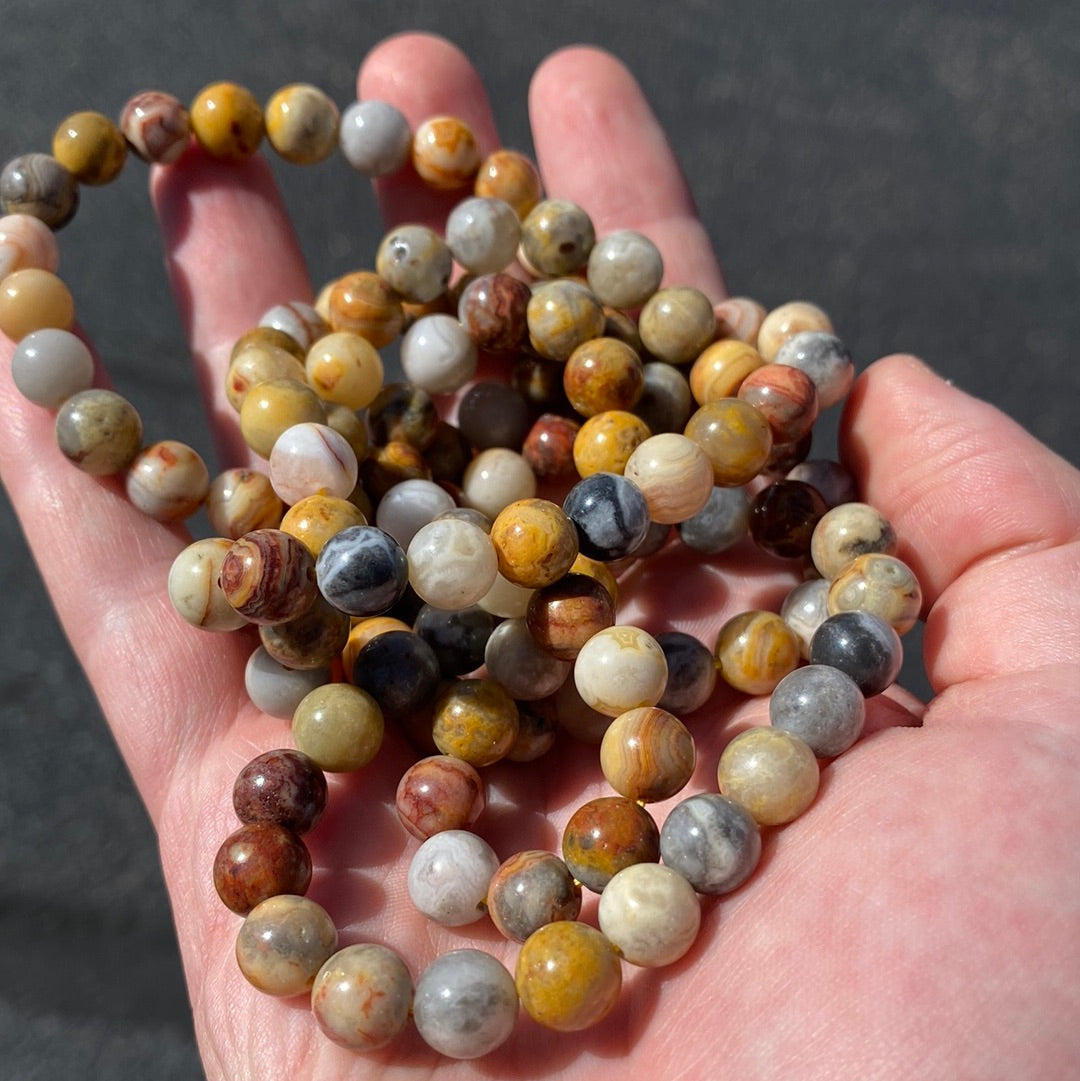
[232, 749, 328, 834]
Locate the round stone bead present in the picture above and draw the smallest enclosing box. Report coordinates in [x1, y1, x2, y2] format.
[573, 409, 652, 478]
[361, 438, 429, 503]
[510, 700, 559, 761]
[483, 619, 570, 702]
[235, 895, 337, 996]
[749, 478, 828, 559]
[574, 625, 668, 716]
[412, 115, 481, 190]
[597, 862, 701, 968]
[0, 212, 60, 278]
[52, 110, 126, 185]
[683, 398, 774, 487]
[431, 676, 520, 764]
[0, 267, 74, 340]
[717, 726, 820, 826]
[353, 629, 441, 719]
[213, 822, 312, 915]
[457, 271, 531, 352]
[233, 748, 328, 834]
[11, 327, 93, 407]
[477, 571, 534, 619]
[563, 336, 645, 418]
[656, 631, 719, 714]
[407, 517, 499, 610]
[445, 195, 522, 274]
[519, 198, 595, 277]
[304, 330, 383, 410]
[810, 610, 903, 696]
[399, 312, 477, 395]
[714, 296, 767, 343]
[487, 851, 582, 942]
[516, 921, 621, 1032]
[125, 439, 210, 521]
[413, 949, 519, 1059]
[638, 285, 716, 365]
[600, 706, 695, 803]
[219, 528, 317, 625]
[659, 792, 762, 894]
[119, 90, 191, 164]
[527, 278, 606, 362]
[787, 458, 859, 509]
[396, 754, 486, 840]
[770, 664, 866, 758]
[780, 577, 832, 658]
[490, 498, 579, 589]
[264, 83, 339, 164]
[339, 99, 412, 176]
[586, 229, 664, 309]
[259, 301, 329, 352]
[225, 342, 307, 411]
[375, 224, 452, 304]
[623, 433, 715, 524]
[208, 468, 285, 538]
[827, 552, 922, 634]
[637, 361, 695, 434]
[562, 796, 661, 893]
[374, 477, 455, 549]
[408, 829, 499, 926]
[292, 682, 384, 772]
[554, 675, 615, 744]
[55, 388, 142, 475]
[315, 525, 408, 616]
[773, 330, 854, 410]
[341, 616, 411, 678]
[715, 610, 801, 695]
[0, 153, 79, 229]
[423, 420, 472, 484]
[461, 447, 537, 520]
[244, 646, 329, 719]
[523, 412, 581, 479]
[167, 537, 249, 632]
[738, 362, 820, 444]
[189, 81, 264, 161]
[678, 484, 751, 554]
[689, 338, 767, 405]
[367, 381, 440, 450]
[474, 148, 544, 218]
[414, 603, 497, 677]
[526, 573, 616, 660]
[326, 270, 404, 346]
[457, 381, 532, 451]
[280, 493, 365, 557]
[239, 378, 326, 459]
[756, 300, 834, 363]
[258, 593, 350, 670]
[810, 501, 898, 580]
[311, 943, 413, 1051]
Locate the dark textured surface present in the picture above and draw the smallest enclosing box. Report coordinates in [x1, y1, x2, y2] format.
[1, 2, 1077, 1076]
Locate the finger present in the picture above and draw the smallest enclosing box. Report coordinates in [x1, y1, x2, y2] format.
[841, 353, 1080, 692]
[357, 32, 502, 232]
[529, 46, 727, 300]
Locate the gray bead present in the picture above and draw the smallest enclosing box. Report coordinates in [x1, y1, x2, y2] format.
[244, 646, 330, 719]
[659, 792, 761, 894]
[679, 485, 751, 553]
[773, 331, 854, 409]
[55, 388, 142, 475]
[315, 525, 408, 616]
[11, 327, 94, 408]
[338, 99, 411, 177]
[587, 228, 664, 309]
[657, 631, 717, 715]
[809, 610, 902, 696]
[769, 664, 866, 757]
[0, 152, 79, 229]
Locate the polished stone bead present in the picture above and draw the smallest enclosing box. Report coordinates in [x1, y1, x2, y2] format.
[457, 271, 531, 352]
[484, 619, 571, 701]
[574, 625, 668, 717]
[562, 472, 651, 561]
[515, 921, 622, 1032]
[678, 484, 751, 554]
[474, 148, 543, 218]
[367, 381, 440, 450]
[0, 267, 74, 339]
[244, 646, 329, 719]
[809, 609, 903, 696]
[304, 330, 383, 410]
[786, 457, 859, 508]
[526, 572, 616, 660]
[239, 377, 326, 459]
[205, 468, 283, 538]
[339, 99, 411, 176]
[0, 212, 59, 278]
[280, 493, 365, 556]
[827, 551, 922, 634]
[190, 81, 264, 161]
[715, 609, 801, 695]
[656, 631, 718, 714]
[749, 479, 828, 559]
[233, 748, 328, 834]
[490, 497, 579, 589]
[487, 851, 582, 942]
[258, 593, 350, 670]
[326, 269, 404, 346]
[375, 223, 452, 304]
[586, 229, 664, 309]
[553, 673, 614, 743]
[564, 336, 645, 418]
[527, 278, 606, 362]
[413, 949, 519, 1059]
[519, 198, 595, 277]
[457, 380, 532, 450]
[315, 525, 408, 616]
[395, 754, 486, 840]
[235, 895, 336, 996]
[400, 312, 477, 394]
[0, 153, 78, 229]
[770, 663, 866, 757]
[167, 537, 248, 632]
[738, 361, 820, 444]
[476, 570, 535, 620]
[375, 477, 455, 549]
[225, 343, 307, 411]
[756, 300, 834, 363]
[508, 699, 559, 761]
[412, 115, 481, 190]
[213, 822, 312, 915]
[597, 862, 700, 968]
[414, 603, 497, 678]
[811, 501, 898, 580]
[623, 432, 715, 524]
[11, 327, 93, 408]
[523, 412, 581, 479]
[600, 706, 695, 802]
[125, 439, 209, 521]
[408, 829, 499, 926]
[259, 301, 328, 352]
[461, 447, 537, 520]
[683, 398, 773, 487]
[638, 285, 716, 365]
[353, 628, 440, 718]
[562, 795, 660, 893]
[264, 83, 339, 164]
[445, 195, 522, 274]
[637, 361, 694, 434]
[291, 681, 384, 772]
[714, 295, 767, 343]
[407, 518, 498, 610]
[774, 330, 854, 410]
[659, 792, 762, 894]
[52, 110, 126, 185]
[55, 388, 142, 475]
[716, 726, 820, 826]
[220, 528, 316, 625]
[780, 576, 832, 659]
[572, 409, 651, 478]
[119, 90, 191, 164]
[311, 944, 413, 1050]
[689, 338, 766, 404]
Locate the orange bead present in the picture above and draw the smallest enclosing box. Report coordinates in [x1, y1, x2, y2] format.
[411, 115, 480, 190]
[563, 337, 645, 418]
[52, 110, 127, 185]
[572, 409, 652, 477]
[0, 268, 74, 340]
[327, 271, 404, 348]
[474, 148, 544, 218]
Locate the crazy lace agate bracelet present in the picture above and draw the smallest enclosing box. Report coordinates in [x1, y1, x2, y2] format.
[1, 78, 923, 1058]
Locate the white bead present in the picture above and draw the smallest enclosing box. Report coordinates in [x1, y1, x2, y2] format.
[445, 196, 522, 275]
[573, 625, 668, 717]
[407, 518, 499, 609]
[400, 313, 477, 394]
[268, 422, 358, 504]
[461, 447, 536, 519]
[374, 477, 456, 549]
[259, 300, 326, 349]
[407, 831, 499, 927]
[476, 571, 534, 619]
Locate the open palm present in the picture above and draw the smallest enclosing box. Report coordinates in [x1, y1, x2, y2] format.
[2, 32, 1078, 1081]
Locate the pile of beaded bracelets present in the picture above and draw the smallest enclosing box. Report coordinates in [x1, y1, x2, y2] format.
[1, 80, 924, 1058]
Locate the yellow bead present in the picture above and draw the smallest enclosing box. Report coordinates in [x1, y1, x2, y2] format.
[757, 300, 833, 363]
[716, 726, 819, 825]
[280, 493, 367, 556]
[292, 683, 384, 773]
[412, 115, 481, 191]
[190, 82, 264, 162]
[489, 497, 579, 589]
[683, 398, 773, 487]
[0, 268, 74, 340]
[689, 338, 766, 405]
[572, 409, 651, 477]
[305, 331, 384, 410]
[599, 706, 695, 802]
[326, 270, 404, 348]
[52, 110, 127, 185]
[238, 377, 326, 458]
[264, 83, 340, 165]
[431, 678, 519, 767]
[474, 149, 543, 218]
[714, 610, 800, 695]
[516, 921, 622, 1031]
[226, 343, 308, 411]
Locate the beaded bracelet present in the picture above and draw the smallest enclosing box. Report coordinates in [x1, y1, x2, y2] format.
[1, 76, 923, 1059]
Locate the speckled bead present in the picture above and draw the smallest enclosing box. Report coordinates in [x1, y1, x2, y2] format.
[233, 749, 328, 834]
[0, 213, 60, 278]
[125, 439, 210, 521]
[430, 676, 518, 764]
[714, 296, 767, 343]
[235, 895, 337, 996]
[189, 81, 263, 161]
[717, 726, 820, 826]
[756, 300, 834, 363]
[809, 609, 903, 696]
[0, 267, 74, 340]
[484, 619, 571, 701]
[413, 950, 519, 1059]
[291, 681, 384, 772]
[770, 664, 866, 758]
[167, 537, 249, 632]
[683, 398, 773, 487]
[219, 528, 317, 625]
[659, 792, 762, 894]
[55, 388, 142, 475]
[573, 625, 668, 717]
[562, 471, 651, 561]
[244, 646, 330, 719]
[638, 286, 716, 365]
[375, 224, 453, 304]
[367, 382, 440, 451]
[523, 412, 581, 479]
[326, 270, 404, 347]
[315, 524, 407, 616]
[516, 920, 622, 1031]
[600, 706, 695, 802]
[749, 478, 828, 559]
[474, 148, 543, 218]
[461, 447, 537, 520]
[678, 483, 751, 554]
[563, 336, 645, 418]
[519, 198, 595, 277]
[623, 432, 715, 524]
[258, 593, 350, 671]
[586, 229, 663, 310]
[572, 409, 651, 478]
[689, 338, 767, 405]
[10, 327, 93, 408]
[656, 631, 718, 714]
[213, 822, 312, 915]
[408, 829, 499, 926]
[52, 110, 126, 185]
[526, 573, 616, 660]
[526, 278, 606, 362]
[487, 851, 582, 942]
[597, 862, 701, 968]
[311, 943, 413, 1051]
[395, 754, 485, 840]
[339, 99, 412, 177]
[780, 577, 832, 658]
[827, 551, 922, 634]
[119, 90, 191, 164]
[715, 609, 801, 695]
[264, 83, 339, 164]
[412, 115, 481, 190]
[207, 468, 284, 538]
[0, 153, 79, 229]
[773, 330, 854, 409]
[352, 628, 441, 718]
[810, 501, 898, 580]
[489, 498, 579, 589]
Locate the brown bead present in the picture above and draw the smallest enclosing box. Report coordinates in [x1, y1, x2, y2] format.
[523, 413, 581, 480]
[119, 90, 191, 164]
[259, 593, 351, 670]
[749, 479, 829, 559]
[563, 337, 645, 418]
[213, 822, 312, 915]
[457, 271, 531, 352]
[526, 573, 615, 660]
[683, 398, 773, 487]
[474, 148, 543, 218]
[207, 468, 284, 538]
[599, 706, 696, 802]
[395, 754, 486, 840]
[367, 382, 439, 450]
[738, 362, 820, 445]
[561, 795, 660, 893]
[233, 749, 328, 834]
[235, 895, 337, 996]
[0, 153, 79, 229]
[488, 851, 582, 942]
[327, 270, 404, 347]
[219, 528, 318, 626]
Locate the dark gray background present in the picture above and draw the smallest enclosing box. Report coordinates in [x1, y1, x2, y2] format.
[1, 1, 1077, 1077]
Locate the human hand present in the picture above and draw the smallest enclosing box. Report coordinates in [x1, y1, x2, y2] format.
[2, 30, 1078, 1081]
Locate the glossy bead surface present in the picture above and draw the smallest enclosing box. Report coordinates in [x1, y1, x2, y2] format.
[400, 312, 477, 394]
[770, 664, 866, 757]
[457, 380, 531, 452]
[413, 950, 519, 1059]
[749, 479, 828, 559]
[490, 498, 579, 589]
[304, 330, 383, 409]
[291, 682, 384, 772]
[239, 377, 326, 459]
[235, 895, 336, 996]
[519, 198, 595, 277]
[476, 571, 534, 619]
[265, 83, 339, 164]
[233, 749, 327, 834]
[656, 631, 718, 714]
[809, 610, 903, 696]
[167, 537, 249, 632]
[717, 726, 820, 826]
[395, 754, 485, 840]
[774, 330, 854, 409]
[689, 338, 766, 404]
[0, 212, 60, 278]
[474, 148, 543, 218]
[225, 342, 306, 411]
[638, 285, 715, 365]
[352, 629, 441, 718]
[0, 153, 79, 229]
[526, 278, 606, 362]
[827, 552, 922, 634]
[526, 573, 616, 660]
[562, 795, 660, 893]
[0, 267, 74, 339]
[574, 625, 668, 716]
[339, 99, 411, 176]
[623, 432, 715, 524]
[597, 862, 700, 968]
[786, 457, 859, 509]
[280, 493, 365, 556]
[259, 301, 328, 352]
[374, 475, 458, 549]
[572, 409, 650, 478]
[412, 115, 481, 190]
[484, 619, 571, 701]
[407, 517, 498, 610]
[659, 792, 762, 894]
[311, 944, 413, 1051]
[757, 300, 834, 363]
[738, 362, 819, 444]
[445, 195, 521, 274]
[415, 603, 496, 677]
[714, 295, 767, 343]
[205, 468, 283, 538]
[376, 223, 452, 304]
[715, 609, 801, 695]
[678, 483, 751, 554]
[487, 851, 582, 942]
[316, 525, 407, 616]
[780, 576, 832, 658]
[189, 81, 263, 161]
[408, 829, 499, 926]
[684, 398, 773, 487]
[120, 90, 191, 163]
[10, 327, 93, 407]
[563, 336, 645, 418]
[220, 528, 316, 625]
[431, 676, 520, 764]
[523, 412, 581, 479]
[52, 110, 126, 185]
[457, 271, 530, 352]
[810, 501, 898, 580]
[213, 822, 311, 915]
[258, 593, 350, 670]
[244, 646, 329, 719]
[586, 229, 663, 309]
[55, 389, 142, 475]
[600, 706, 695, 802]
[637, 361, 694, 434]
[461, 447, 537, 519]
[326, 270, 404, 346]
[268, 422, 357, 504]
[125, 439, 209, 520]
[515, 921, 622, 1031]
